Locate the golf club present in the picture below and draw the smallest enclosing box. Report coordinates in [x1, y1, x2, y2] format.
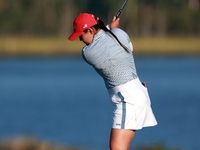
[116, 0, 128, 19]
[107, 0, 128, 29]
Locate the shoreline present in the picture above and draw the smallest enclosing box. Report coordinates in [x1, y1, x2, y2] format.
[0, 36, 199, 56]
[0, 136, 183, 150]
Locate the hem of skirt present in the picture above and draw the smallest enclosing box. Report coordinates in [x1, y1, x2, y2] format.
[111, 123, 158, 130]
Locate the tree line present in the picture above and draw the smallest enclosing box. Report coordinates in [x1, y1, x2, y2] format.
[0, 0, 199, 37]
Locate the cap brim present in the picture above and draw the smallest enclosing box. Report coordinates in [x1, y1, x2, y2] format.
[68, 31, 82, 41]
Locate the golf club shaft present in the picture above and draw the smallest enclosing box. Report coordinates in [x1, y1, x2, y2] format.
[116, 0, 128, 19]
[106, 0, 128, 29]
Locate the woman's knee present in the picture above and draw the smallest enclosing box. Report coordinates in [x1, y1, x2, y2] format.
[109, 128, 135, 150]
[109, 141, 120, 150]
[109, 140, 129, 150]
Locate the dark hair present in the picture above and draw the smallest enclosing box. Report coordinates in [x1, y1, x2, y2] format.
[90, 18, 130, 53]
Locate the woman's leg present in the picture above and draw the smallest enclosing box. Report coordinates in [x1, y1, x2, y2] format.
[109, 128, 136, 150]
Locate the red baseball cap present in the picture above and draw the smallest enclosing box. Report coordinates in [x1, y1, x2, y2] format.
[68, 13, 97, 41]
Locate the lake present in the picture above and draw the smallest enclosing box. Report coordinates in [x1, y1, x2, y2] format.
[0, 56, 199, 150]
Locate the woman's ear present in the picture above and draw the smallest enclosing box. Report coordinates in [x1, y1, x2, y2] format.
[88, 28, 94, 35]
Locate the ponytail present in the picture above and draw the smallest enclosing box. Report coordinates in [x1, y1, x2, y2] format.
[92, 18, 130, 53]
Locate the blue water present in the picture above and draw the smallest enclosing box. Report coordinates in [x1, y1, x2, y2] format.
[0, 56, 199, 150]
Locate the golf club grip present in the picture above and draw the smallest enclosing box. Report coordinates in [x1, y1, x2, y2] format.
[115, 0, 128, 19]
[116, 10, 122, 19]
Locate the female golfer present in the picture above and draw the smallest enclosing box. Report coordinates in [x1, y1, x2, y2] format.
[68, 13, 157, 150]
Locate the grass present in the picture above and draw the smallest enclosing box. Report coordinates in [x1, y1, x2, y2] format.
[0, 136, 184, 150]
[131, 37, 200, 55]
[0, 36, 199, 56]
[0, 137, 83, 150]
[0, 36, 85, 56]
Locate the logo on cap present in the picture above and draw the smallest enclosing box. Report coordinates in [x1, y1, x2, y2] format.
[83, 24, 88, 28]
[73, 24, 76, 30]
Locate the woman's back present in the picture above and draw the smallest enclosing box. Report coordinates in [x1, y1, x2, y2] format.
[82, 28, 138, 88]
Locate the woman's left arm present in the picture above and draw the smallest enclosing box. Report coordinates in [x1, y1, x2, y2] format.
[110, 16, 120, 30]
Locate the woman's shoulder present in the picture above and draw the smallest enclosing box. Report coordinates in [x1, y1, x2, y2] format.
[111, 28, 130, 44]
[111, 28, 127, 35]
[111, 28, 129, 39]
[111, 27, 123, 32]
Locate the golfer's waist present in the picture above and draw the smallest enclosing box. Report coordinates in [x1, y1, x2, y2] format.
[107, 77, 140, 94]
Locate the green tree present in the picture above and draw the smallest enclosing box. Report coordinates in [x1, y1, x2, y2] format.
[0, 0, 199, 36]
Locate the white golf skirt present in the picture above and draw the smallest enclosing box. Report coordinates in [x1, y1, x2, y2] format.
[108, 78, 157, 130]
